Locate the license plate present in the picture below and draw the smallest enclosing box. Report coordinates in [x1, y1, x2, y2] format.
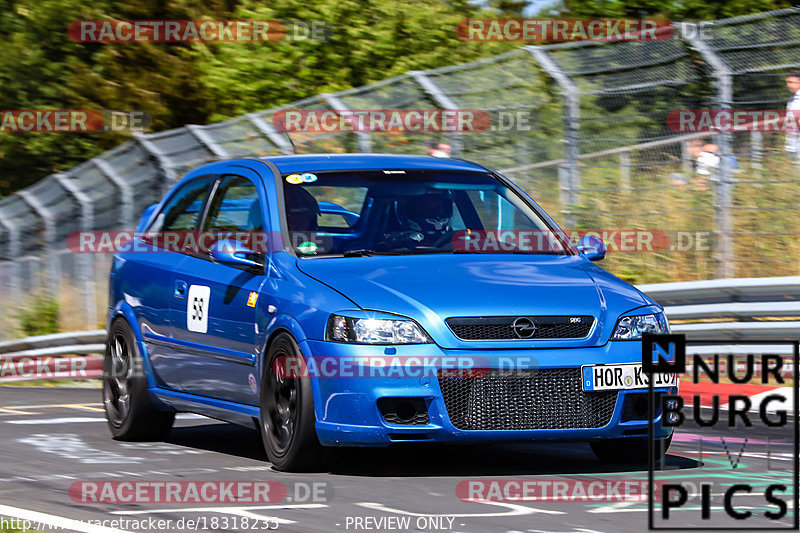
[581, 363, 678, 391]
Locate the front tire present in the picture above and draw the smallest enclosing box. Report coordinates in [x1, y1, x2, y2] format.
[102, 318, 175, 441]
[591, 434, 672, 463]
[259, 332, 327, 471]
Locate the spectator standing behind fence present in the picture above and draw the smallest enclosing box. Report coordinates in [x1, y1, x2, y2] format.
[785, 73, 800, 155]
[426, 139, 452, 158]
[672, 139, 719, 190]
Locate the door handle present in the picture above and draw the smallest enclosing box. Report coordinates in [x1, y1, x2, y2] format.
[174, 280, 187, 298]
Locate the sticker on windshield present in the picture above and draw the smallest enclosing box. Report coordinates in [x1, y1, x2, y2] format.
[187, 285, 210, 333]
[297, 241, 318, 255]
[285, 172, 318, 184]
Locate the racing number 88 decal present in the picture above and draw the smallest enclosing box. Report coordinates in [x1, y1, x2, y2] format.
[187, 285, 210, 333]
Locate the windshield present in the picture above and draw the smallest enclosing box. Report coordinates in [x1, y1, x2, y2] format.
[281, 169, 570, 257]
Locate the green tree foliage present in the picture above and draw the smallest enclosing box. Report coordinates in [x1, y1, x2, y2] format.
[0, 0, 513, 194]
[560, 0, 793, 21]
[0, 0, 794, 196]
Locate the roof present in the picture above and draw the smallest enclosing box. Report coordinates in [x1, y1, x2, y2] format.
[259, 153, 488, 174]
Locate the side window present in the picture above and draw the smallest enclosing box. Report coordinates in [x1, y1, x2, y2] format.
[203, 175, 263, 232]
[301, 185, 366, 232]
[466, 190, 541, 231]
[149, 176, 214, 233]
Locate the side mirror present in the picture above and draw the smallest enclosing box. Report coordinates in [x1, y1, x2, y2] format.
[136, 203, 159, 232]
[576, 235, 606, 262]
[209, 239, 264, 272]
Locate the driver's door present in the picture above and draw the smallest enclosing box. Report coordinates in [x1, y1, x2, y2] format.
[169, 169, 272, 405]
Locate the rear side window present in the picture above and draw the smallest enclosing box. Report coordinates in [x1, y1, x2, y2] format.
[149, 177, 214, 232]
[204, 175, 264, 232]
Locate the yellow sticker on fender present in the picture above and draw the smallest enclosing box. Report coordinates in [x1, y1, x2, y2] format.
[247, 291, 258, 307]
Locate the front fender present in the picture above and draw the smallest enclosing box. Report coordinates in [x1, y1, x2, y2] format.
[260, 313, 326, 426]
[109, 300, 159, 391]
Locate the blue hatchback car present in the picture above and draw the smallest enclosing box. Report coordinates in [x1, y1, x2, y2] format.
[103, 153, 677, 471]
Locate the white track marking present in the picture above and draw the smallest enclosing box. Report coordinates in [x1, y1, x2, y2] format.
[6, 413, 205, 424]
[7, 417, 105, 424]
[588, 500, 641, 513]
[17, 434, 146, 464]
[0, 407, 39, 415]
[0, 503, 132, 533]
[357, 499, 564, 516]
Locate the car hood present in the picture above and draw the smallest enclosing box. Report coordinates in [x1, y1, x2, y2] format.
[296, 254, 653, 349]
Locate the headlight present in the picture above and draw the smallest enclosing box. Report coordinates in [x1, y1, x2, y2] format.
[326, 315, 432, 344]
[611, 312, 670, 340]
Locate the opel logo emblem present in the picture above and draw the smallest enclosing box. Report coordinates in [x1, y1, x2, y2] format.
[512, 317, 536, 339]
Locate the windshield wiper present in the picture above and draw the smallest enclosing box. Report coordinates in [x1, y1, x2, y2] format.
[342, 249, 376, 257]
[341, 249, 412, 257]
[342, 248, 450, 257]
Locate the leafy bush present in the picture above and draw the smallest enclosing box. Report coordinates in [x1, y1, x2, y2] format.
[16, 294, 60, 337]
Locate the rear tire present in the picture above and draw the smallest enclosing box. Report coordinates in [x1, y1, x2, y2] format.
[259, 332, 327, 472]
[102, 318, 175, 441]
[591, 434, 672, 463]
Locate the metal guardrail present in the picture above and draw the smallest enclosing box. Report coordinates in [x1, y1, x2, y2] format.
[0, 276, 798, 382]
[0, 330, 105, 356]
[637, 276, 800, 360]
[0, 330, 105, 383]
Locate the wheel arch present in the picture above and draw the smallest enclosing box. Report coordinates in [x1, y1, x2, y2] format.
[260, 315, 325, 425]
[108, 300, 157, 390]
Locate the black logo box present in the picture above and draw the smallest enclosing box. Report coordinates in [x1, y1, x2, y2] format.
[643, 335, 799, 531]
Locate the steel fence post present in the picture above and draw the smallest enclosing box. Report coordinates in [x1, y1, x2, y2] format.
[680, 27, 735, 278]
[526, 46, 580, 229]
[409, 71, 464, 157]
[54, 173, 96, 330]
[93, 158, 135, 229]
[322, 94, 372, 153]
[0, 206, 21, 326]
[245, 113, 295, 154]
[134, 132, 178, 197]
[186, 124, 230, 159]
[17, 189, 57, 294]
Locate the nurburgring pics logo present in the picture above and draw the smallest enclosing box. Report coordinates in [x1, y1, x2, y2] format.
[456, 18, 673, 42]
[644, 334, 799, 530]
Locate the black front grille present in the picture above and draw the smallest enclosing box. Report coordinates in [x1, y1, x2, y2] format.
[439, 368, 617, 431]
[446, 316, 594, 340]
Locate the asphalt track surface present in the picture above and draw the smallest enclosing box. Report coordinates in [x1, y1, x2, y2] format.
[0, 387, 795, 533]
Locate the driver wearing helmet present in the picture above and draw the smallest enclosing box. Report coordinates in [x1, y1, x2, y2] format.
[381, 191, 455, 249]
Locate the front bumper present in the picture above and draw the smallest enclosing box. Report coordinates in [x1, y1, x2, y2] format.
[301, 339, 675, 447]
